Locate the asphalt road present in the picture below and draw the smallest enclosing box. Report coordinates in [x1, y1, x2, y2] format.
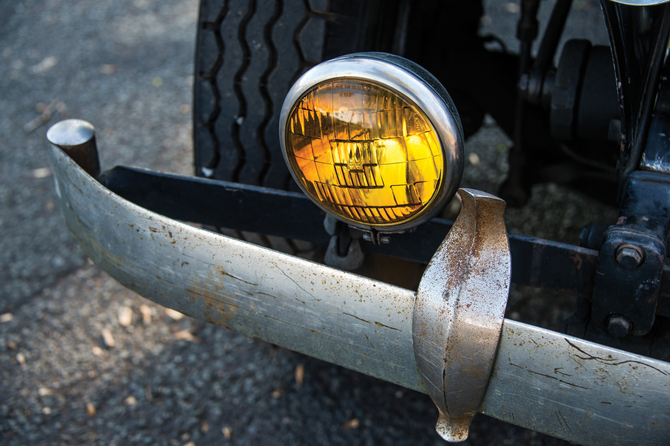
[1, 1, 615, 445]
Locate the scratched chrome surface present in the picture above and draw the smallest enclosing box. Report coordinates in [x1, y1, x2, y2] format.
[482, 320, 670, 445]
[50, 143, 670, 445]
[413, 189, 511, 442]
[50, 143, 424, 393]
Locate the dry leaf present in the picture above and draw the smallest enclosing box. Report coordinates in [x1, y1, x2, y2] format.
[16, 352, 26, 365]
[38, 387, 54, 396]
[295, 364, 304, 388]
[341, 418, 360, 430]
[165, 308, 184, 320]
[24, 100, 56, 133]
[174, 330, 200, 343]
[86, 403, 96, 416]
[118, 306, 133, 327]
[0, 313, 13, 323]
[139, 304, 153, 324]
[222, 427, 232, 440]
[125, 396, 137, 406]
[271, 388, 285, 399]
[31, 56, 57, 74]
[91, 346, 104, 357]
[468, 152, 481, 167]
[101, 329, 115, 348]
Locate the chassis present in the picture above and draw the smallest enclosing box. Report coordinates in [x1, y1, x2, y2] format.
[48, 0, 670, 444]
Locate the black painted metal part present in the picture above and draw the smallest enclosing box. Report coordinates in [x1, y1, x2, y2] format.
[97, 165, 670, 321]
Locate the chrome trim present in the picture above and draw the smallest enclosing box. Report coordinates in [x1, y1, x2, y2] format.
[49, 122, 670, 445]
[279, 53, 464, 233]
[414, 189, 511, 442]
[609, 0, 670, 5]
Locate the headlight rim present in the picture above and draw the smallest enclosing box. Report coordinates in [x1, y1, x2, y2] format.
[279, 52, 464, 232]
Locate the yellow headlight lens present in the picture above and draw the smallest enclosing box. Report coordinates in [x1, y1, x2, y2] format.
[284, 79, 443, 227]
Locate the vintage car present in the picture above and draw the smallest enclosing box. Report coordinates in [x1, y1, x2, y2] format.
[48, 0, 670, 444]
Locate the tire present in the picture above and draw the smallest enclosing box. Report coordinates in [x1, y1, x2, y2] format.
[193, 0, 408, 190]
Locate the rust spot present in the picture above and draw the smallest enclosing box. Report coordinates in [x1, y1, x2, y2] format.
[570, 252, 583, 271]
[187, 268, 239, 327]
[149, 227, 158, 233]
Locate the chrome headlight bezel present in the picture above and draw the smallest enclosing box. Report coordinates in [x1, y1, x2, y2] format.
[279, 52, 464, 232]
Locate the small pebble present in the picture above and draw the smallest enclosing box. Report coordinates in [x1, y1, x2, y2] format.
[505, 2, 520, 13]
[16, 353, 26, 365]
[125, 396, 137, 406]
[31, 168, 51, 179]
[91, 346, 104, 357]
[86, 403, 96, 416]
[0, 313, 13, 323]
[99, 64, 117, 74]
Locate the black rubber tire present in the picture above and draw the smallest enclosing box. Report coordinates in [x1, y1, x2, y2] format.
[193, 0, 407, 190]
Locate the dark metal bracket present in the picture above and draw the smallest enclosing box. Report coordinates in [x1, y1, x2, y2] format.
[97, 164, 670, 318]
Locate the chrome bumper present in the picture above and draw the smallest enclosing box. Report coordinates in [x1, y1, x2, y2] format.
[49, 121, 670, 445]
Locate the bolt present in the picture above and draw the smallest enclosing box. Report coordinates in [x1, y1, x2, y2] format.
[380, 235, 391, 244]
[607, 315, 633, 338]
[362, 233, 372, 242]
[615, 244, 644, 269]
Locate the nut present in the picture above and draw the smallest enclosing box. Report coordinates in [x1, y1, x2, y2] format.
[615, 244, 644, 269]
[607, 315, 632, 338]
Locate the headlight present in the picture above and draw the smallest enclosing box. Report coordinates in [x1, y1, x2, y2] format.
[280, 53, 464, 233]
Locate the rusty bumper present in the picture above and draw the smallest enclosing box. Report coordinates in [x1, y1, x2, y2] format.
[49, 121, 670, 446]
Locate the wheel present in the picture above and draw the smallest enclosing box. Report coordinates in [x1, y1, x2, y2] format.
[193, 0, 408, 190]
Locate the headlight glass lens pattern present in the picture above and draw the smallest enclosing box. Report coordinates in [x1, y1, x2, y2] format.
[285, 79, 444, 227]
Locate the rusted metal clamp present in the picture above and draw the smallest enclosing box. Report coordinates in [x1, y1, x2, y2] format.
[413, 189, 511, 442]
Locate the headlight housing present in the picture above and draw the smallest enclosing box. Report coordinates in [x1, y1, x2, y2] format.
[280, 53, 464, 233]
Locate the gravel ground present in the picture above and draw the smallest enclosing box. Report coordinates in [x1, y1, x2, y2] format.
[1, 1, 617, 445]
